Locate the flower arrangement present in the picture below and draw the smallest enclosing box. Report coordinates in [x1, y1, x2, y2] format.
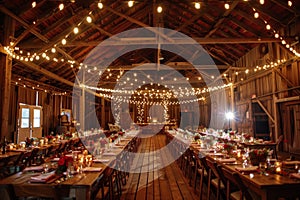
[118, 131, 125, 137]
[223, 142, 235, 153]
[64, 133, 72, 139]
[248, 148, 273, 165]
[194, 133, 201, 141]
[56, 155, 73, 174]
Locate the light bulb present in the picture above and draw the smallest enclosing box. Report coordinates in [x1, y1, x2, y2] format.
[281, 40, 286, 45]
[266, 24, 271, 30]
[195, 2, 200, 9]
[61, 38, 67, 45]
[157, 6, 162, 13]
[288, 1, 292, 7]
[51, 47, 56, 53]
[224, 3, 230, 10]
[73, 27, 79, 34]
[86, 16, 92, 23]
[32, 1, 36, 8]
[59, 3, 64, 11]
[98, 2, 103, 9]
[254, 12, 259, 18]
[128, 1, 134, 7]
[259, 0, 264, 5]
[274, 33, 279, 38]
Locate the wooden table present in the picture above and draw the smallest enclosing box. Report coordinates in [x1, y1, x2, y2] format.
[0, 136, 135, 200]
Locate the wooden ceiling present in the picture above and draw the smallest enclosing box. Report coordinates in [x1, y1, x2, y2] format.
[0, 0, 299, 94]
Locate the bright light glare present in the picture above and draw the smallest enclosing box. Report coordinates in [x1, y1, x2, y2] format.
[225, 112, 234, 120]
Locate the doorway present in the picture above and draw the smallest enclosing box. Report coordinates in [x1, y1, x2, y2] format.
[18, 104, 43, 142]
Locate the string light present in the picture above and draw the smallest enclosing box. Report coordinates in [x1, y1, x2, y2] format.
[259, 0, 264, 5]
[59, 3, 64, 11]
[157, 5, 163, 13]
[128, 1, 134, 7]
[98, 2, 104, 9]
[32, 1, 36, 8]
[86, 16, 92, 23]
[224, 3, 230, 10]
[254, 12, 259, 18]
[61, 38, 67, 45]
[73, 27, 79, 34]
[195, 2, 201, 9]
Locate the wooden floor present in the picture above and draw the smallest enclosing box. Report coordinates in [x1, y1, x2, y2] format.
[121, 134, 201, 200]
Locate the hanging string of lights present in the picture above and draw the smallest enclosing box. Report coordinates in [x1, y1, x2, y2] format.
[2, 0, 299, 98]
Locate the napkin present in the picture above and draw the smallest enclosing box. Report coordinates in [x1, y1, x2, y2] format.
[30, 171, 56, 183]
[218, 158, 236, 163]
[83, 167, 102, 172]
[290, 173, 300, 179]
[51, 157, 60, 162]
[235, 166, 258, 172]
[93, 159, 110, 163]
[23, 166, 44, 172]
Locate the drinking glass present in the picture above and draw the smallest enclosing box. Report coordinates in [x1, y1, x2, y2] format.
[43, 163, 49, 173]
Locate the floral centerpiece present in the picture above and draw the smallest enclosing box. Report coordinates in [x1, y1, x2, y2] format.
[194, 133, 201, 141]
[56, 155, 73, 174]
[223, 142, 235, 154]
[64, 133, 72, 140]
[248, 148, 273, 166]
[118, 131, 125, 137]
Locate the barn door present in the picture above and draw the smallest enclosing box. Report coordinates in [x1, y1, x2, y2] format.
[18, 104, 43, 142]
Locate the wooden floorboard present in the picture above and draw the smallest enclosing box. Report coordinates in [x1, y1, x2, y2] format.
[121, 134, 200, 200]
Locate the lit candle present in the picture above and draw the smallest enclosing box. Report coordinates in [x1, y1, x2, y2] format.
[237, 150, 241, 158]
[276, 167, 281, 173]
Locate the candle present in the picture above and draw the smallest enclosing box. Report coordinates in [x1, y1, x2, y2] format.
[276, 167, 281, 173]
[237, 150, 241, 158]
[40, 139, 44, 146]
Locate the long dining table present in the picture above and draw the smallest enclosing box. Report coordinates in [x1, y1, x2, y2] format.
[166, 130, 300, 200]
[0, 132, 139, 200]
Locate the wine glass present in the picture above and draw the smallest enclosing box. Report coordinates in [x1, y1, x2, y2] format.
[43, 163, 49, 173]
[259, 162, 268, 174]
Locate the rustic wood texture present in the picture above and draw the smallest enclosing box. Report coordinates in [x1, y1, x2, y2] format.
[121, 134, 200, 200]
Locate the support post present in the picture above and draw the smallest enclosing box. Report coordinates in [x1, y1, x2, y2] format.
[0, 16, 15, 141]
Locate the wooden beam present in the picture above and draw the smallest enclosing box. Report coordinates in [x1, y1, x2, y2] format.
[19, 37, 280, 48]
[205, 1, 239, 38]
[255, 99, 275, 123]
[270, 0, 300, 16]
[274, 68, 300, 95]
[229, 16, 262, 37]
[0, 5, 49, 43]
[104, 6, 173, 42]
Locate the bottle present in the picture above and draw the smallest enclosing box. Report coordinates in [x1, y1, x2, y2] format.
[2, 136, 7, 154]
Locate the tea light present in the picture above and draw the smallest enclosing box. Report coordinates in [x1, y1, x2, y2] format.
[83, 150, 88, 155]
[237, 150, 241, 158]
[276, 167, 281, 173]
[20, 142, 26, 149]
[40, 139, 44, 146]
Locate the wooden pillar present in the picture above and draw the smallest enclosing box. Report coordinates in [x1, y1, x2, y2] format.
[0, 16, 15, 140]
[272, 70, 278, 142]
[230, 84, 236, 130]
[101, 98, 105, 129]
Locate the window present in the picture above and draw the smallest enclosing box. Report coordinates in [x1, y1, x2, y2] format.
[21, 108, 30, 128]
[33, 109, 41, 128]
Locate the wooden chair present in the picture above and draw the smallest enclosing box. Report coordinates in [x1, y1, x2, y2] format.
[206, 156, 226, 200]
[192, 155, 208, 200]
[220, 166, 257, 200]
